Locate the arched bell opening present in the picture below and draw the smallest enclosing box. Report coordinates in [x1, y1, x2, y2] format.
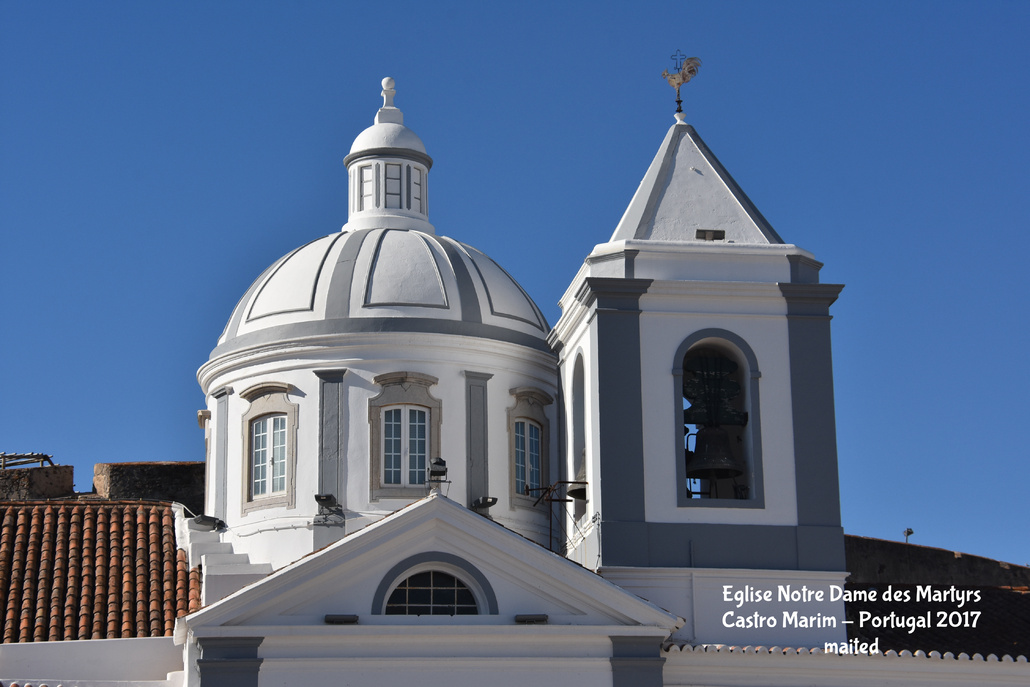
[673, 331, 762, 505]
[682, 345, 748, 499]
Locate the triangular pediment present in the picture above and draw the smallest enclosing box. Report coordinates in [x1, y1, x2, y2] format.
[182, 495, 680, 634]
[610, 123, 784, 245]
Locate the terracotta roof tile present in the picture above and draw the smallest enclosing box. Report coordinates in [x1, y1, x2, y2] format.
[846, 583, 1030, 658]
[0, 501, 200, 643]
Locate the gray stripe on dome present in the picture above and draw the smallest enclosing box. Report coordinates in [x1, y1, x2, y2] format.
[325, 229, 374, 320]
[246, 233, 345, 322]
[209, 316, 555, 359]
[454, 241, 548, 332]
[221, 255, 291, 343]
[436, 236, 483, 324]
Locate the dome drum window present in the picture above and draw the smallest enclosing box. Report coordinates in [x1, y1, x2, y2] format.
[369, 372, 442, 501]
[507, 387, 553, 508]
[382, 405, 428, 487]
[240, 382, 298, 514]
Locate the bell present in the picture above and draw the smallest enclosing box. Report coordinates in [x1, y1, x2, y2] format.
[566, 483, 587, 501]
[686, 426, 745, 480]
[566, 465, 587, 501]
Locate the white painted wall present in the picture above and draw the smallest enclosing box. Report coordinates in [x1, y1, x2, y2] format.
[0, 636, 182, 685]
[202, 332, 558, 570]
[637, 286, 800, 526]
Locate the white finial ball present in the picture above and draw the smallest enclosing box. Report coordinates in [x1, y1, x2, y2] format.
[382, 77, 395, 90]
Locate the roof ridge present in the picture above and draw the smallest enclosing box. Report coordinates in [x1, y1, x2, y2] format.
[663, 642, 1030, 663]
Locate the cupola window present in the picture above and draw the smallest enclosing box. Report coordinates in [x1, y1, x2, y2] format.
[409, 165, 423, 213]
[358, 164, 375, 211]
[384, 163, 402, 209]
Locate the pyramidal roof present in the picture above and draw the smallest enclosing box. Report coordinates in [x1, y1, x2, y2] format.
[610, 118, 784, 245]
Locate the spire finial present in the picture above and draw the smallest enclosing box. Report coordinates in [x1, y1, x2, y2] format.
[375, 76, 403, 125]
[662, 51, 701, 119]
[381, 77, 396, 108]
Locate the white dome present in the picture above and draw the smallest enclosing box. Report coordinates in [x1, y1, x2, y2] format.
[211, 228, 550, 360]
[349, 122, 426, 156]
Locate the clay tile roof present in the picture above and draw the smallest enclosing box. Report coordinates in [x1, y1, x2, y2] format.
[0, 501, 201, 643]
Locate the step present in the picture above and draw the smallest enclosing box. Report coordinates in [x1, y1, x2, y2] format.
[201, 552, 254, 567]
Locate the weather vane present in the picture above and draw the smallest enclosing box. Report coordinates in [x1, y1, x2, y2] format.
[662, 50, 702, 115]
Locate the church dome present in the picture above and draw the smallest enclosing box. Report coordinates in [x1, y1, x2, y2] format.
[208, 77, 549, 361]
[348, 121, 427, 157]
[211, 227, 550, 357]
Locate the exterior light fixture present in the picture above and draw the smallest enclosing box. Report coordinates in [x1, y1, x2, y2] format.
[314, 493, 338, 508]
[324, 614, 359, 625]
[194, 514, 225, 531]
[515, 614, 548, 624]
[428, 457, 447, 480]
[471, 496, 498, 510]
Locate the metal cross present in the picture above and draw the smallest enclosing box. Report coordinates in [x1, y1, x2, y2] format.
[662, 51, 702, 114]
[670, 49, 688, 72]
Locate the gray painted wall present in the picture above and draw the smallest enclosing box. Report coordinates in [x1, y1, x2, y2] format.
[464, 372, 492, 507]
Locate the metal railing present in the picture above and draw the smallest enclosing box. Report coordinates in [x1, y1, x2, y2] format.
[0, 453, 55, 469]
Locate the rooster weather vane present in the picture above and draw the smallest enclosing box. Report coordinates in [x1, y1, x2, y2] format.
[662, 50, 701, 114]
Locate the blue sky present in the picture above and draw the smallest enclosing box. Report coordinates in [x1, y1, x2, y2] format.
[2, 1, 1028, 566]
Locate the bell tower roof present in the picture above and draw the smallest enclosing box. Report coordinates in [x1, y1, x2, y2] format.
[609, 120, 784, 245]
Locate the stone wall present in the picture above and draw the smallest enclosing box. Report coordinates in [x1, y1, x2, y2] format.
[845, 534, 1030, 587]
[0, 465, 75, 500]
[94, 462, 205, 515]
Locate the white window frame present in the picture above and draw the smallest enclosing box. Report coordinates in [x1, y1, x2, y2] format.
[251, 413, 287, 496]
[382, 404, 429, 487]
[369, 372, 442, 501]
[240, 382, 298, 514]
[384, 163, 402, 209]
[513, 419, 542, 496]
[507, 387, 552, 510]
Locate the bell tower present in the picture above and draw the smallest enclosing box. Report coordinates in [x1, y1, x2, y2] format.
[549, 55, 847, 646]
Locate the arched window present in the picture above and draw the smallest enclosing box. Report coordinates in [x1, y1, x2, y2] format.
[371, 552, 499, 616]
[514, 419, 542, 494]
[240, 382, 298, 514]
[507, 387, 552, 507]
[369, 372, 442, 501]
[571, 355, 587, 521]
[673, 331, 765, 508]
[385, 571, 478, 616]
[682, 347, 748, 499]
[251, 414, 287, 496]
[382, 404, 428, 487]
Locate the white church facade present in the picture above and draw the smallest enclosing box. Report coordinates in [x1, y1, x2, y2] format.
[2, 77, 1027, 686]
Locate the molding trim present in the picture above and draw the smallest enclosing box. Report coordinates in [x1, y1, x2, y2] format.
[239, 381, 294, 402]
